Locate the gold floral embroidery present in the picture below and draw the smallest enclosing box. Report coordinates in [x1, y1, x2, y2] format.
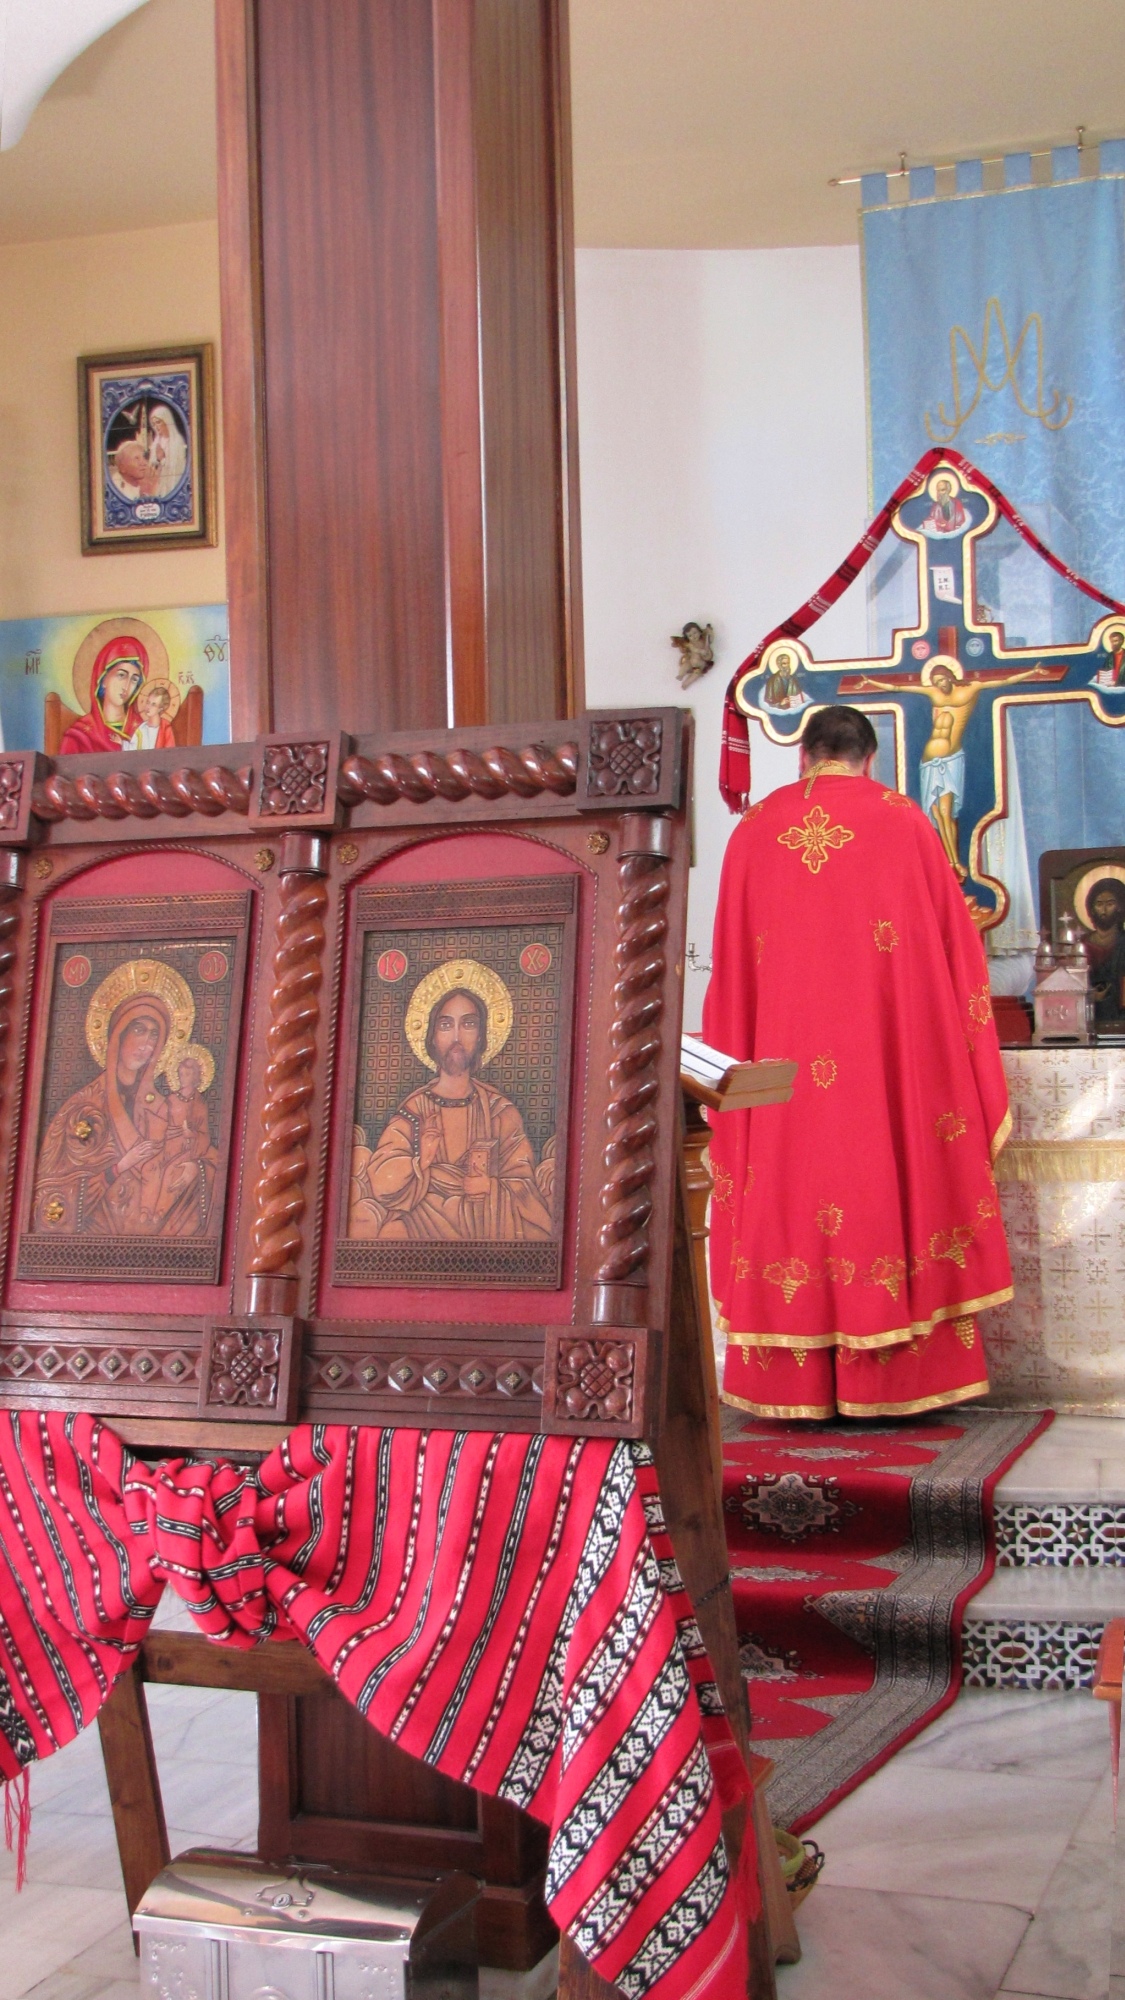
[935, 1110, 967, 1143]
[872, 918, 899, 953]
[792, 1346, 808, 1368]
[816, 1201, 843, 1236]
[910, 1254, 928, 1279]
[755, 932, 766, 965]
[825, 1256, 855, 1285]
[745, 1165, 756, 1193]
[870, 1255, 907, 1300]
[742, 801, 766, 824]
[755, 1347, 774, 1372]
[735, 1256, 753, 1282]
[711, 1163, 734, 1210]
[836, 1344, 858, 1366]
[968, 984, 992, 1031]
[977, 1192, 999, 1221]
[929, 1225, 975, 1269]
[811, 1054, 838, 1090]
[951, 1315, 977, 1350]
[763, 1257, 812, 1304]
[881, 788, 914, 808]
[777, 806, 855, 876]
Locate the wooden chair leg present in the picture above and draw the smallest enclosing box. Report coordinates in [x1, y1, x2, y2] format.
[97, 1658, 170, 1936]
[751, 1777, 800, 1966]
[557, 1936, 619, 1998]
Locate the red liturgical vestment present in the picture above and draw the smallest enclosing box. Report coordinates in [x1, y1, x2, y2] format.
[703, 770, 1013, 1419]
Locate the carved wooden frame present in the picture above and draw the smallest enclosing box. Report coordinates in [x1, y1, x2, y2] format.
[0, 710, 689, 1440]
[333, 871, 578, 1290]
[14, 892, 252, 1286]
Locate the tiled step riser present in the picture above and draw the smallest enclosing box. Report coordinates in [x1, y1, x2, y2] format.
[964, 1420, 1125, 1681]
[962, 1620, 1104, 1689]
[994, 1500, 1125, 1566]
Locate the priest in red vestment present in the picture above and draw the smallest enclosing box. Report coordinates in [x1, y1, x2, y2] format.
[703, 705, 1012, 1420]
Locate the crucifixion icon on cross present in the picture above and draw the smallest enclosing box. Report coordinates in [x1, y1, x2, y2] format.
[733, 462, 1125, 928]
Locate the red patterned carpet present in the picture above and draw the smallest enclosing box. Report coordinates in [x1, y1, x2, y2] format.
[723, 1405, 1051, 1830]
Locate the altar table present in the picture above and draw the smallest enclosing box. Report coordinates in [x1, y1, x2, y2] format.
[985, 1050, 1125, 1414]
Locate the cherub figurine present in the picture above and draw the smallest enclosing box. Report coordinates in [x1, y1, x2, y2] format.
[671, 622, 715, 688]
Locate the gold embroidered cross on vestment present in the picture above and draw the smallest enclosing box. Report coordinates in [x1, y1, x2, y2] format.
[778, 806, 854, 875]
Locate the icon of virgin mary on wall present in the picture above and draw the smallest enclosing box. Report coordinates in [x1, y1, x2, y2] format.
[59, 622, 176, 755]
[32, 959, 217, 1239]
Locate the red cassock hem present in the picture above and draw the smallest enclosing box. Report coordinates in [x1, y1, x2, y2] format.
[722, 1314, 992, 1419]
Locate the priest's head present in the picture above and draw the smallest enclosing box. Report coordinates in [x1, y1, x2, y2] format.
[799, 705, 877, 775]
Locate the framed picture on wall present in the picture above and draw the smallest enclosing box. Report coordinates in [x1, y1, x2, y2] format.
[78, 344, 217, 554]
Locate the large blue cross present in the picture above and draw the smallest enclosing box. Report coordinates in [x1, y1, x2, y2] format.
[733, 464, 1125, 926]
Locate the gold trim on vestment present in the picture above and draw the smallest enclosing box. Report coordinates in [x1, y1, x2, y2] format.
[802, 759, 864, 796]
[994, 1138, 1125, 1184]
[723, 1286, 1014, 1352]
[720, 1389, 838, 1420]
[990, 1109, 1013, 1163]
[835, 1379, 990, 1419]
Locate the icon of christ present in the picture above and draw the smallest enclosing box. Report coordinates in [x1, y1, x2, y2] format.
[348, 959, 554, 1243]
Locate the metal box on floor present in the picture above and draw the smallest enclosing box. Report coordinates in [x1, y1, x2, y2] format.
[135, 1850, 479, 2000]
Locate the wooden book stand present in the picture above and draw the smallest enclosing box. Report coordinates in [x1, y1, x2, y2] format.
[0, 711, 791, 1994]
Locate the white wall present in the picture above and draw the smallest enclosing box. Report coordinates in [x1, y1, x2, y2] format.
[576, 246, 869, 1026]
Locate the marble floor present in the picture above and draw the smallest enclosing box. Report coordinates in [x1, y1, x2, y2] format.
[778, 1687, 1115, 2000]
[1, 1682, 1115, 2000]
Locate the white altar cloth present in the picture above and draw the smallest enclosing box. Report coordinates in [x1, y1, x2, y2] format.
[983, 1050, 1125, 1413]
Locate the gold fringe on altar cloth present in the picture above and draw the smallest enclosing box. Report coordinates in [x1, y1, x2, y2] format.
[994, 1139, 1125, 1184]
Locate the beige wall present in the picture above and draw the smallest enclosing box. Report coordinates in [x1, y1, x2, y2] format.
[0, 217, 225, 621]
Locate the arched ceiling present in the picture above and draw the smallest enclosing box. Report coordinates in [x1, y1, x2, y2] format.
[0, 0, 213, 245]
[0, 0, 1122, 248]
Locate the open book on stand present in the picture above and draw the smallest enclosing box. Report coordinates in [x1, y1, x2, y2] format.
[680, 1033, 797, 1112]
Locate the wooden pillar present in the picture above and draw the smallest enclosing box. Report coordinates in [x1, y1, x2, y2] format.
[213, 3, 582, 1966]
[215, 0, 583, 740]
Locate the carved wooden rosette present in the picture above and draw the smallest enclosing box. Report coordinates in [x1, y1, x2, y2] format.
[591, 813, 672, 1329]
[248, 835, 329, 1309]
[199, 1317, 301, 1422]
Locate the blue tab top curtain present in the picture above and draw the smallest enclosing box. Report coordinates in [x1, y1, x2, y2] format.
[862, 142, 1125, 962]
[863, 142, 1125, 595]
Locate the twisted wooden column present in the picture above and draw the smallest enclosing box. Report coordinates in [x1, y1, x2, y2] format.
[248, 834, 328, 1313]
[337, 740, 577, 807]
[0, 853, 22, 1286]
[32, 765, 250, 824]
[591, 813, 671, 1327]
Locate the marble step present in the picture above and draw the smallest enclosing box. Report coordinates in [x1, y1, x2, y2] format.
[992, 1414, 1125, 1565]
[963, 1565, 1125, 1689]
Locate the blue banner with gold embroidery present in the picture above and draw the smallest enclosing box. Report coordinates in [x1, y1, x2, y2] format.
[859, 150, 1125, 967]
[863, 153, 1125, 601]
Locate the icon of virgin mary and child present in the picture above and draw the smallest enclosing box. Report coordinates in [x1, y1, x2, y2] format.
[59, 631, 179, 756]
[33, 960, 218, 1239]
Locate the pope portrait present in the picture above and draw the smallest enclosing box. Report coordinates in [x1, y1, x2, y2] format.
[349, 959, 554, 1243]
[33, 959, 217, 1240]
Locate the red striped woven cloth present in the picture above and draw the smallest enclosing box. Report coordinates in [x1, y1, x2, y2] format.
[718, 443, 1125, 810]
[0, 1415, 752, 2000]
